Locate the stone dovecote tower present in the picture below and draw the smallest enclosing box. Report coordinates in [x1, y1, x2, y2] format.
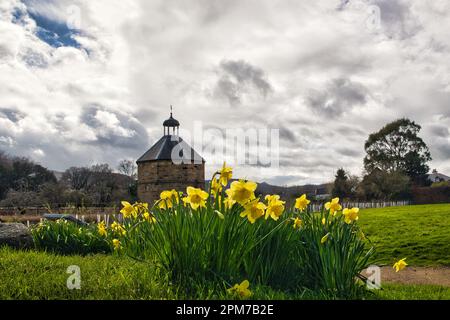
[136, 110, 205, 204]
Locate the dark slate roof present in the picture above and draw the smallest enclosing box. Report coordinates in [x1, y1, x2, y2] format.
[136, 135, 204, 163]
[163, 115, 180, 127]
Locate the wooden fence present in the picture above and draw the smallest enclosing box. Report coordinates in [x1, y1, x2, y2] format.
[2, 200, 411, 226]
[308, 200, 410, 212]
[0, 206, 118, 216]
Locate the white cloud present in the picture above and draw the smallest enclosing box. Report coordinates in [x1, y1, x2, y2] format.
[0, 0, 449, 184]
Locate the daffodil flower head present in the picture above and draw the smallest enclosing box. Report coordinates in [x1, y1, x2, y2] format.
[185, 186, 209, 210]
[343, 207, 359, 224]
[120, 201, 137, 219]
[224, 189, 237, 209]
[265, 194, 285, 221]
[293, 217, 303, 229]
[240, 198, 266, 224]
[112, 239, 121, 251]
[159, 190, 179, 209]
[229, 180, 257, 205]
[97, 221, 107, 237]
[219, 162, 233, 187]
[295, 194, 310, 211]
[211, 178, 222, 197]
[143, 211, 157, 223]
[325, 197, 342, 215]
[393, 258, 407, 272]
[181, 196, 189, 207]
[227, 280, 252, 299]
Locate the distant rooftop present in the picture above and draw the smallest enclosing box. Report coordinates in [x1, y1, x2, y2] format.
[136, 135, 204, 163]
[137, 108, 203, 163]
[428, 169, 450, 182]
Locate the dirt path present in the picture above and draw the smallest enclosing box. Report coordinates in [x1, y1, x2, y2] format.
[364, 266, 450, 287]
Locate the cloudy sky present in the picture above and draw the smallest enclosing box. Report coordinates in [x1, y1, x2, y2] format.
[1, 0, 450, 185]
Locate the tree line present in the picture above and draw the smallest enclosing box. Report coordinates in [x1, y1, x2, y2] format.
[0, 152, 137, 207]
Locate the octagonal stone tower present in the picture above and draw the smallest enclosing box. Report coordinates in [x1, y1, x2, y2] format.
[136, 110, 205, 204]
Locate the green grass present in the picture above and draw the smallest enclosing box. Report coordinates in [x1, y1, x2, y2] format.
[372, 284, 450, 300]
[2, 203, 450, 300]
[0, 247, 169, 300]
[358, 204, 450, 266]
[1, 247, 449, 300]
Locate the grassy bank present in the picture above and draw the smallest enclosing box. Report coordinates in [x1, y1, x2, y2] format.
[1, 247, 450, 300]
[358, 204, 450, 266]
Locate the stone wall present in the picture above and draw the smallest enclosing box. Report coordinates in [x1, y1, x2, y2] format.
[137, 160, 205, 204]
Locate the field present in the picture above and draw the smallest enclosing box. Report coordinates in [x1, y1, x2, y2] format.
[1, 203, 449, 300]
[359, 204, 450, 266]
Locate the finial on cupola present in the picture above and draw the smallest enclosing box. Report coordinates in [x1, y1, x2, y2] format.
[163, 105, 180, 136]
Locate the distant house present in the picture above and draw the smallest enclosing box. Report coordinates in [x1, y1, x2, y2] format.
[427, 169, 450, 183]
[314, 187, 331, 201]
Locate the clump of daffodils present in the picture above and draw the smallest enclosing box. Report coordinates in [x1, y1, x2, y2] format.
[105, 163, 377, 298]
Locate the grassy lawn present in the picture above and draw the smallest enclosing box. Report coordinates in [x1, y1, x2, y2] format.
[1, 203, 450, 300]
[1, 247, 449, 300]
[358, 204, 450, 266]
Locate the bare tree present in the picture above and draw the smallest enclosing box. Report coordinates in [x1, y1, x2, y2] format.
[117, 159, 137, 179]
[62, 167, 92, 190]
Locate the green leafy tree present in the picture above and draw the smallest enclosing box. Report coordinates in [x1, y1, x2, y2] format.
[360, 169, 411, 201]
[364, 118, 431, 178]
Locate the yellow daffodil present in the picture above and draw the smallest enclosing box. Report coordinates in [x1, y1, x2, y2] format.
[120, 201, 137, 218]
[321, 217, 326, 225]
[159, 190, 179, 209]
[111, 221, 126, 236]
[295, 194, 310, 211]
[393, 258, 408, 272]
[240, 198, 266, 224]
[325, 197, 342, 215]
[185, 186, 209, 210]
[211, 178, 222, 197]
[293, 217, 303, 229]
[224, 189, 236, 209]
[143, 211, 157, 223]
[321, 232, 331, 244]
[219, 162, 233, 186]
[264, 195, 285, 221]
[97, 221, 107, 237]
[227, 280, 252, 299]
[135, 202, 149, 212]
[229, 180, 257, 205]
[112, 239, 121, 251]
[343, 207, 359, 224]
[181, 196, 189, 207]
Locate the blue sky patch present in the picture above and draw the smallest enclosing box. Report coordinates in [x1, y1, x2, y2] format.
[12, 1, 82, 49]
[27, 10, 81, 48]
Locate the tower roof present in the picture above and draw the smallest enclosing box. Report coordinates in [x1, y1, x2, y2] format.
[163, 115, 180, 127]
[163, 106, 180, 127]
[136, 135, 204, 163]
